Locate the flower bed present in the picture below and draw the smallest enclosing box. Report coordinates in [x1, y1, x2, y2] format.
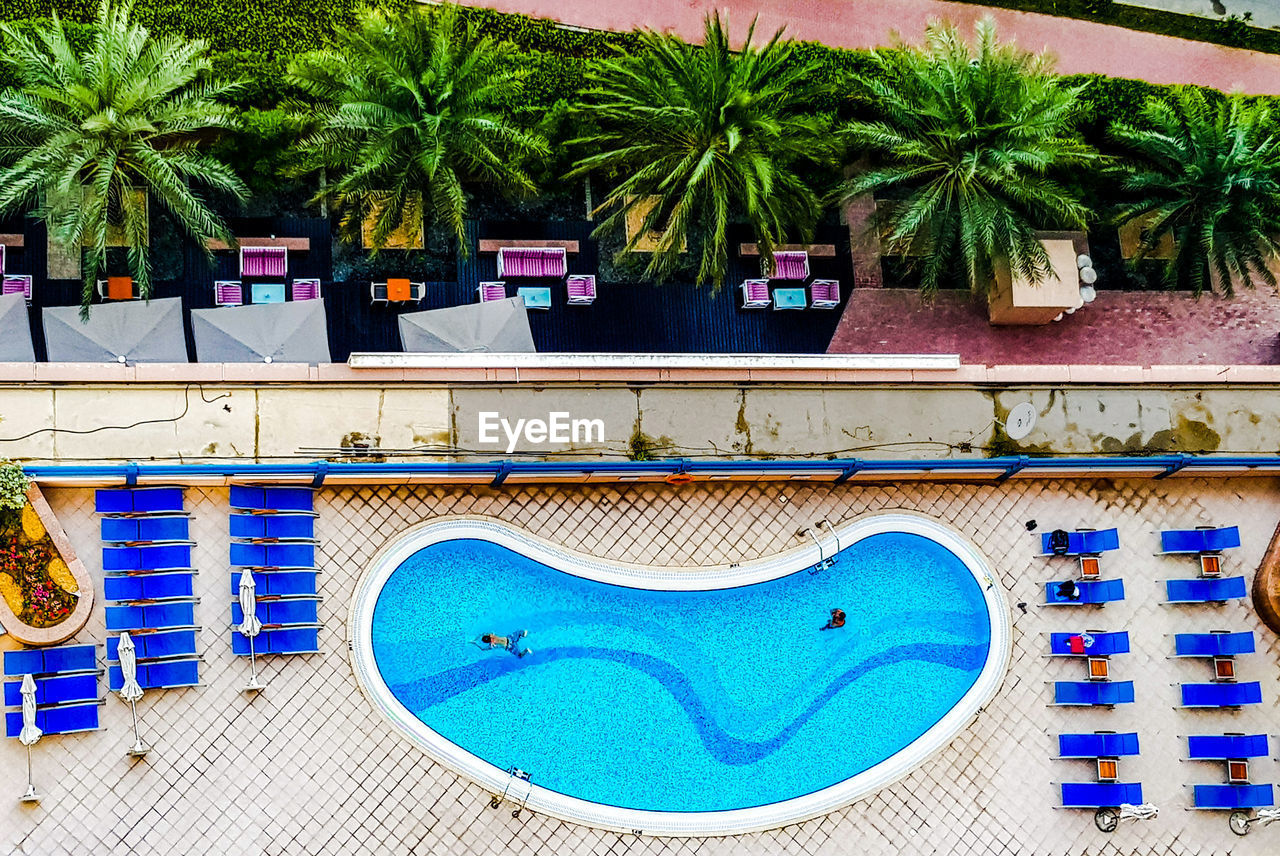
[0, 481, 93, 645]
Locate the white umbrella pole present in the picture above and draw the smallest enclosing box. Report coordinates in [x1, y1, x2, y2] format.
[245, 633, 263, 692]
[21, 744, 37, 802]
[126, 698, 149, 757]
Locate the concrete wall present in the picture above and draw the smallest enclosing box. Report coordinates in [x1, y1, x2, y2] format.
[2, 380, 1279, 463]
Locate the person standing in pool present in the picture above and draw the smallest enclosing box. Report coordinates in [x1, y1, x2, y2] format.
[820, 608, 846, 631]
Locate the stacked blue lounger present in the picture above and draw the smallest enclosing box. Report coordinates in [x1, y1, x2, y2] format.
[1165, 576, 1248, 603]
[1187, 734, 1270, 760]
[229, 486, 322, 656]
[1040, 528, 1120, 556]
[98, 487, 201, 690]
[1061, 782, 1143, 808]
[1160, 526, 1241, 555]
[1053, 681, 1135, 707]
[1192, 784, 1275, 810]
[1180, 682, 1263, 708]
[1049, 631, 1130, 656]
[1174, 631, 1255, 657]
[3, 644, 102, 737]
[1058, 732, 1140, 759]
[1044, 578, 1124, 605]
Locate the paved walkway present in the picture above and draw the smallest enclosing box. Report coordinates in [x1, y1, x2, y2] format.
[827, 288, 1280, 364]
[3, 481, 1278, 855]
[458, 0, 1280, 94]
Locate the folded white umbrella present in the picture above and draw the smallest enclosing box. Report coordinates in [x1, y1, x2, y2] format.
[238, 573, 265, 692]
[19, 674, 41, 802]
[116, 632, 149, 756]
[1118, 803, 1157, 821]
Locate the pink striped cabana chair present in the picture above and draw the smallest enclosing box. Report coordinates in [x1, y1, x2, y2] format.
[240, 246, 288, 278]
[497, 247, 567, 279]
[565, 275, 597, 305]
[809, 279, 840, 309]
[740, 279, 771, 309]
[477, 282, 508, 302]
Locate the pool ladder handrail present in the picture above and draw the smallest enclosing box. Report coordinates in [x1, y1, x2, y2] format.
[799, 519, 839, 573]
[491, 766, 533, 818]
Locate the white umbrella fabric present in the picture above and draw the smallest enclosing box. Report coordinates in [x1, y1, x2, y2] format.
[116, 632, 149, 757]
[238, 573, 265, 692]
[18, 673, 41, 802]
[191, 301, 331, 363]
[1118, 803, 1158, 821]
[42, 297, 188, 362]
[397, 298, 536, 353]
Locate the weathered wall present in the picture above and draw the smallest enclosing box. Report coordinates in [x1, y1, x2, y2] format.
[1, 381, 1278, 463]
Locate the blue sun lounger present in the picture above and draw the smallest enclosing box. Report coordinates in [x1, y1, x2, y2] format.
[1060, 782, 1143, 808]
[1181, 682, 1263, 708]
[103, 544, 193, 573]
[230, 513, 316, 542]
[1188, 734, 1270, 760]
[104, 572, 196, 603]
[1192, 784, 1275, 810]
[1174, 632, 1255, 657]
[230, 542, 316, 569]
[231, 571, 317, 598]
[1040, 528, 1120, 556]
[107, 628, 199, 662]
[109, 658, 201, 691]
[95, 487, 185, 516]
[2, 673, 99, 708]
[232, 627, 320, 656]
[4, 644, 98, 677]
[101, 515, 191, 544]
[230, 485, 315, 513]
[1049, 631, 1130, 656]
[5, 702, 100, 737]
[1165, 576, 1247, 604]
[1054, 681, 1135, 706]
[1161, 526, 1241, 554]
[106, 601, 197, 633]
[1057, 732, 1140, 759]
[233, 598, 320, 627]
[1044, 579, 1124, 605]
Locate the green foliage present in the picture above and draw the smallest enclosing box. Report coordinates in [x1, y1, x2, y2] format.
[0, 460, 29, 511]
[1110, 89, 1280, 295]
[840, 19, 1098, 296]
[570, 14, 836, 290]
[0, 0, 248, 317]
[288, 3, 548, 251]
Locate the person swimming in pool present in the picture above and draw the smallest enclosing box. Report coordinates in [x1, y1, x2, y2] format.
[479, 629, 532, 658]
[820, 608, 846, 631]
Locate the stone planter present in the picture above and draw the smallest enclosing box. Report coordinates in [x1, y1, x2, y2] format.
[0, 483, 93, 645]
[1253, 519, 1280, 637]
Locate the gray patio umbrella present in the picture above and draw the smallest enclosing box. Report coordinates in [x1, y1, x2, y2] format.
[191, 300, 331, 364]
[0, 293, 35, 362]
[18, 673, 41, 802]
[116, 632, 149, 757]
[398, 297, 535, 353]
[237, 573, 265, 692]
[43, 297, 188, 363]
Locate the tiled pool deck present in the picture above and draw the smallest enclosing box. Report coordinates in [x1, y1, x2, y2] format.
[3, 479, 1279, 855]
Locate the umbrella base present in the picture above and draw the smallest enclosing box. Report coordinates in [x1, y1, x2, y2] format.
[20, 784, 40, 803]
[127, 741, 151, 758]
[242, 677, 266, 693]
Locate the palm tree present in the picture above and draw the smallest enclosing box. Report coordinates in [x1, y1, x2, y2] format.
[1110, 88, 1280, 296]
[288, 4, 547, 251]
[569, 14, 834, 290]
[839, 19, 1096, 296]
[0, 0, 247, 316]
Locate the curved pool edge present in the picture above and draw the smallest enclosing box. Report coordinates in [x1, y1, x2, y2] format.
[347, 511, 1012, 837]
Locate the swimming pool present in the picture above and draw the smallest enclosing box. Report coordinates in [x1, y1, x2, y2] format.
[349, 512, 1009, 836]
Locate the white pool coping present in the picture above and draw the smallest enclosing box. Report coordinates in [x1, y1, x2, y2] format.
[347, 511, 1012, 837]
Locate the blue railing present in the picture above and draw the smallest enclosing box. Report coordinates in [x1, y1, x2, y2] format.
[21, 453, 1280, 488]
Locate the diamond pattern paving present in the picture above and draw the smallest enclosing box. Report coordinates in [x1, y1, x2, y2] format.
[2, 479, 1279, 855]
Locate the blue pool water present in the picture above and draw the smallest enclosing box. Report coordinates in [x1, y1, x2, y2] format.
[370, 532, 991, 812]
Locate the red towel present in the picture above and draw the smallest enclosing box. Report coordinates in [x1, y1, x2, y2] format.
[1069, 635, 1086, 654]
